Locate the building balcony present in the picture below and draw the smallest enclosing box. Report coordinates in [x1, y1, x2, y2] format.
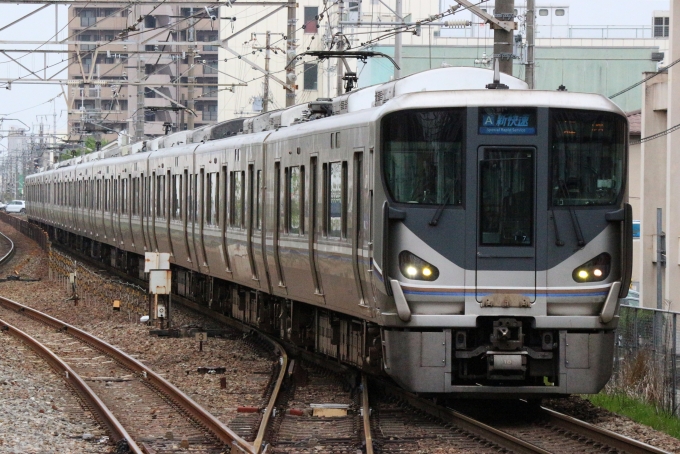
[144, 97, 170, 108]
[145, 74, 171, 85]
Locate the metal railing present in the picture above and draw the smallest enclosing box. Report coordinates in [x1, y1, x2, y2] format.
[612, 305, 679, 416]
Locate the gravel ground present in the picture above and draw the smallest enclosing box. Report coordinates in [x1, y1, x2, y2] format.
[0, 223, 276, 451]
[1, 221, 679, 453]
[0, 329, 111, 454]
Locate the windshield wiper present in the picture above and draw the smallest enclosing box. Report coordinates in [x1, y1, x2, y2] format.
[551, 209, 565, 246]
[429, 192, 451, 226]
[558, 179, 586, 247]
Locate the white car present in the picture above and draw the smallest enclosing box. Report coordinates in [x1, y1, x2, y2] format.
[5, 200, 25, 214]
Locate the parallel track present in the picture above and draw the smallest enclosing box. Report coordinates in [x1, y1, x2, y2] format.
[0, 297, 255, 453]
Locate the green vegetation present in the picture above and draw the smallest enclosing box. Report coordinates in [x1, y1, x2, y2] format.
[585, 392, 680, 439]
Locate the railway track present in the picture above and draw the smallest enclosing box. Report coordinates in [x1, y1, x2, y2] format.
[0, 297, 255, 453]
[454, 399, 671, 454]
[264, 358, 369, 453]
[1, 222, 673, 454]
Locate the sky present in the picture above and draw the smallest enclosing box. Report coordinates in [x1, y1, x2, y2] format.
[0, 0, 672, 151]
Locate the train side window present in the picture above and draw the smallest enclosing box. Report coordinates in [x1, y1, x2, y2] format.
[104, 179, 109, 211]
[156, 174, 165, 219]
[96, 179, 101, 211]
[288, 166, 302, 234]
[145, 175, 151, 218]
[328, 161, 347, 238]
[189, 174, 198, 222]
[113, 179, 118, 213]
[121, 178, 128, 214]
[172, 175, 181, 220]
[206, 172, 218, 226]
[256, 170, 262, 230]
[132, 177, 139, 215]
[230, 171, 244, 228]
[335, 132, 340, 149]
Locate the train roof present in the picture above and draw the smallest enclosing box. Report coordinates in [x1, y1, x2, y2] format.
[33, 66, 624, 177]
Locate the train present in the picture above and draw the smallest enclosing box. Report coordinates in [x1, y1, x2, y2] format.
[25, 66, 632, 397]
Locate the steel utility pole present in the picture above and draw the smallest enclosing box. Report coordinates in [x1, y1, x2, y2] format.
[394, 0, 402, 79]
[264, 31, 271, 112]
[336, 0, 345, 96]
[187, 7, 196, 130]
[525, 0, 535, 88]
[285, 0, 296, 107]
[494, 0, 514, 76]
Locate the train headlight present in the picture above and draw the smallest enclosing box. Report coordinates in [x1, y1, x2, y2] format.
[572, 253, 611, 283]
[399, 251, 439, 281]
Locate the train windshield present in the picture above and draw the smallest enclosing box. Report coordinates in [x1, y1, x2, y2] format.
[382, 109, 464, 205]
[550, 109, 626, 206]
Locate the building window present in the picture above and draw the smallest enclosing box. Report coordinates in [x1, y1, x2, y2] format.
[145, 111, 156, 122]
[203, 104, 218, 121]
[303, 63, 318, 90]
[80, 9, 96, 27]
[555, 8, 565, 16]
[144, 15, 156, 28]
[538, 8, 548, 16]
[203, 86, 218, 97]
[203, 61, 218, 74]
[654, 16, 670, 38]
[304, 7, 318, 33]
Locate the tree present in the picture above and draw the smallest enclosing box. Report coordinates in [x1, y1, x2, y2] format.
[84, 137, 109, 153]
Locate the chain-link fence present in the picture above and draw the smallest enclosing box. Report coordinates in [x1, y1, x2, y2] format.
[611, 305, 679, 416]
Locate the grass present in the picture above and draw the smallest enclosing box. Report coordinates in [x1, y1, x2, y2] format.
[584, 392, 680, 439]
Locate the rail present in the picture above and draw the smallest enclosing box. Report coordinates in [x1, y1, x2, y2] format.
[537, 405, 670, 454]
[0, 317, 143, 454]
[0, 296, 256, 453]
[377, 380, 550, 454]
[0, 231, 15, 265]
[361, 374, 374, 454]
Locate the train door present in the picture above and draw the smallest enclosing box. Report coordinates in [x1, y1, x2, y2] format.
[475, 146, 536, 302]
[308, 155, 324, 299]
[198, 167, 209, 269]
[353, 149, 371, 305]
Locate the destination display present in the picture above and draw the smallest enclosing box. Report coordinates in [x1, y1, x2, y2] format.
[479, 108, 537, 135]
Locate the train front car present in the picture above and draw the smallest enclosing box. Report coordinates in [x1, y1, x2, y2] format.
[375, 90, 631, 397]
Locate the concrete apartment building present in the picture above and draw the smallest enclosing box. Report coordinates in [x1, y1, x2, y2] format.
[67, 4, 219, 143]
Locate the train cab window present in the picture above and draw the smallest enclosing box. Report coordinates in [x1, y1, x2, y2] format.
[382, 108, 464, 205]
[327, 161, 347, 238]
[479, 148, 534, 246]
[172, 175, 181, 220]
[550, 109, 626, 206]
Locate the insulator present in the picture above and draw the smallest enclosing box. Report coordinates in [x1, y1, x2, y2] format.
[443, 20, 470, 28]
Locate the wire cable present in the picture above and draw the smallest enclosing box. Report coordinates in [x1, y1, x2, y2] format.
[631, 122, 680, 145]
[609, 56, 680, 99]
